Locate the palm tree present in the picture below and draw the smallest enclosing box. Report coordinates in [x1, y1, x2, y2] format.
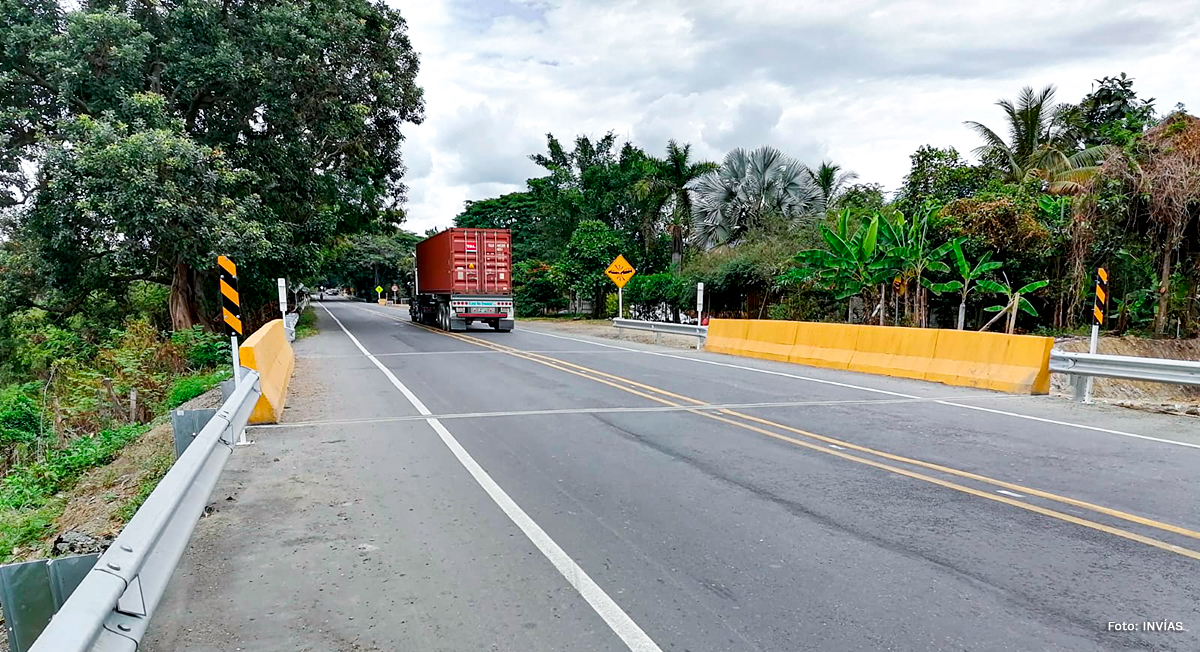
[965, 85, 1111, 194]
[636, 141, 717, 267]
[807, 160, 858, 208]
[687, 146, 824, 249]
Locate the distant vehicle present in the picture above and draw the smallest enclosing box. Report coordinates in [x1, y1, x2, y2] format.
[411, 228, 514, 332]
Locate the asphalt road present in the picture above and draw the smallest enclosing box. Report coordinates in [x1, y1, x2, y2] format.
[147, 299, 1200, 651]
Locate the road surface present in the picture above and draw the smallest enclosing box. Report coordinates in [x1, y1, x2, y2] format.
[147, 299, 1200, 651]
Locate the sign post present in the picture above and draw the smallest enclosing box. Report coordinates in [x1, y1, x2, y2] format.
[695, 282, 705, 350]
[1085, 267, 1109, 404]
[218, 256, 243, 388]
[605, 254, 635, 319]
[277, 278, 288, 322]
[375, 285, 384, 305]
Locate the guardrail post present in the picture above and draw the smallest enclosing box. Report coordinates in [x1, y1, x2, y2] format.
[1070, 374, 1087, 403]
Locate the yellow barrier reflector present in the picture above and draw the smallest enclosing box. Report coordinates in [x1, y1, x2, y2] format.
[739, 320, 800, 362]
[239, 319, 295, 424]
[847, 325, 939, 380]
[789, 322, 860, 369]
[704, 319, 750, 355]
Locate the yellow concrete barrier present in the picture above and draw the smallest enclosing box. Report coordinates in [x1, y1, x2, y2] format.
[239, 319, 295, 424]
[704, 319, 751, 356]
[926, 330, 1054, 394]
[848, 325, 940, 381]
[789, 322, 860, 370]
[705, 318, 1053, 394]
[740, 320, 800, 361]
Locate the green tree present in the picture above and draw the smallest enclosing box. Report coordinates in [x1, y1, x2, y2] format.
[1059, 73, 1156, 148]
[635, 140, 716, 267]
[2, 0, 425, 328]
[512, 260, 567, 317]
[929, 242, 1004, 330]
[688, 146, 824, 249]
[836, 183, 887, 214]
[319, 231, 419, 298]
[893, 146, 994, 216]
[807, 160, 858, 208]
[454, 192, 539, 261]
[19, 95, 264, 327]
[526, 133, 655, 260]
[964, 85, 1110, 194]
[560, 220, 624, 318]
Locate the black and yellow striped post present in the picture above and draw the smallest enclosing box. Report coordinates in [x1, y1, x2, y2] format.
[1092, 267, 1108, 326]
[218, 255, 243, 386]
[1084, 267, 1108, 403]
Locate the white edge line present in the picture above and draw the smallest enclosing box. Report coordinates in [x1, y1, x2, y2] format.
[516, 326, 1200, 451]
[319, 303, 663, 652]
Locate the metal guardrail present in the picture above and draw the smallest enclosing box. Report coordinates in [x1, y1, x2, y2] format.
[1049, 350, 1200, 402]
[613, 318, 707, 349]
[27, 371, 263, 652]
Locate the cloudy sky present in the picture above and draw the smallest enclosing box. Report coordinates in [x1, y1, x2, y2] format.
[390, 0, 1200, 234]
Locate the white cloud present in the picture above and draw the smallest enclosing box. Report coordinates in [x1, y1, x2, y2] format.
[392, 0, 1200, 234]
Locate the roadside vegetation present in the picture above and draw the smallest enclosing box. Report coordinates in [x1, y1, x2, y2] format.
[0, 0, 422, 559]
[454, 75, 1196, 338]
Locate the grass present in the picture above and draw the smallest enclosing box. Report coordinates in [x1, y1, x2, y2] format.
[0, 500, 64, 561]
[295, 306, 318, 339]
[164, 369, 231, 410]
[0, 424, 148, 511]
[0, 423, 147, 561]
[117, 447, 174, 523]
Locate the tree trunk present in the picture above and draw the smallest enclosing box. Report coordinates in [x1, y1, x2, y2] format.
[170, 261, 205, 331]
[1006, 293, 1019, 334]
[957, 300, 966, 330]
[1155, 246, 1172, 336]
[878, 284, 886, 326]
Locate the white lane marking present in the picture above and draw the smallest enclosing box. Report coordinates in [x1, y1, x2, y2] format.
[996, 490, 1025, 498]
[828, 444, 846, 451]
[518, 327, 1200, 451]
[303, 349, 640, 359]
[319, 304, 664, 652]
[253, 395, 1016, 430]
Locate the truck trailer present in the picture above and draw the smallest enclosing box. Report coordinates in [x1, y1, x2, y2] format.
[411, 228, 515, 332]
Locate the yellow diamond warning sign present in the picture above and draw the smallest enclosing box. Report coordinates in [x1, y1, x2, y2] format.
[605, 254, 635, 289]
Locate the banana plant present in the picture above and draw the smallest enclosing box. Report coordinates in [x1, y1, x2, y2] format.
[878, 208, 958, 327]
[784, 209, 898, 322]
[927, 241, 1003, 330]
[978, 274, 1050, 333]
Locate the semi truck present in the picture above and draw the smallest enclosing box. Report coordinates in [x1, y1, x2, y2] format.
[410, 227, 515, 332]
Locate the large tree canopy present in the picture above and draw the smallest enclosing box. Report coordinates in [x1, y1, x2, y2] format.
[1, 0, 424, 329]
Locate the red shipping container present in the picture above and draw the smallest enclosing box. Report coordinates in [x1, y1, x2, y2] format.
[415, 228, 512, 296]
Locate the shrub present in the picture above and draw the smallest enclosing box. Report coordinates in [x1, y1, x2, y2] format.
[164, 370, 228, 410]
[0, 386, 42, 445]
[170, 326, 231, 370]
[0, 424, 145, 510]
